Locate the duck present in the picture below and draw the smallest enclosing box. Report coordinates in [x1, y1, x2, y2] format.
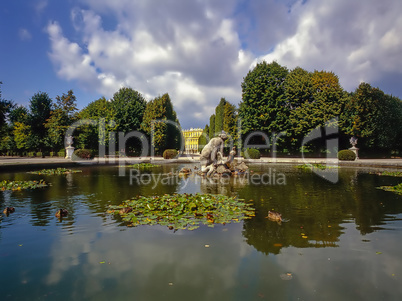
[119, 207, 133, 214]
[55, 208, 68, 218]
[267, 211, 282, 222]
[3, 207, 15, 215]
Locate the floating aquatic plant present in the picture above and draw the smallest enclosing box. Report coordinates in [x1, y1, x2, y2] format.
[372, 171, 402, 177]
[107, 193, 255, 230]
[122, 163, 161, 169]
[378, 183, 402, 195]
[296, 164, 338, 170]
[1, 179, 49, 191]
[28, 168, 82, 175]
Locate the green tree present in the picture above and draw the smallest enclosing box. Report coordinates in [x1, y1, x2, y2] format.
[198, 124, 209, 153]
[209, 114, 215, 138]
[141, 93, 181, 155]
[1, 105, 28, 154]
[341, 83, 402, 153]
[223, 101, 238, 146]
[215, 98, 227, 134]
[9, 105, 28, 124]
[0, 81, 14, 130]
[111, 87, 147, 132]
[55, 89, 78, 118]
[45, 90, 78, 151]
[286, 70, 346, 153]
[76, 97, 117, 150]
[13, 121, 31, 151]
[28, 92, 52, 151]
[284, 67, 313, 110]
[239, 61, 289, 146]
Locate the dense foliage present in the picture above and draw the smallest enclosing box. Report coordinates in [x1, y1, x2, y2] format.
[141, 93, 181, 155]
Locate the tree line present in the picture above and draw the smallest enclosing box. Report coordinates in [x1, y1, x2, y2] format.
[2, 60, 402, 158]
[0, 85, 181, 156]
[199, 61, 402, 157]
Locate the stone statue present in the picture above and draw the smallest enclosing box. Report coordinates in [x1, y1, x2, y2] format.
[349, 136, 359, 159]
[200, 131, 228, 173]
[66, 135, 74, 147]
[350, 136, 358, 147]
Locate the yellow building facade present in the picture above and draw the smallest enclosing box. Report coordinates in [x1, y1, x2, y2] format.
[183, 128, 203, 153]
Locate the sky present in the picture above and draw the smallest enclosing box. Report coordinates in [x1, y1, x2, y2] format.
[1, 0, 402, 129]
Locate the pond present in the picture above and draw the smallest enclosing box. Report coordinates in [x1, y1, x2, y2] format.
[1, 163, 402, 301]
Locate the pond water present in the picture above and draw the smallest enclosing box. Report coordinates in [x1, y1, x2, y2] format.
[1, 164, 402, 301]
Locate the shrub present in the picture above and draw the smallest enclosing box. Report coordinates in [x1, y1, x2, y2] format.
[74, 149, 95, 159]
[244, 148, 261, 159]
[163, 149, 178, 159]
[57, 150, 66, 157]
[36, 152, 43, 158]
[338, 149, 356, 161]
[28, 152, 35, 157]
[49, 152, 54, 157]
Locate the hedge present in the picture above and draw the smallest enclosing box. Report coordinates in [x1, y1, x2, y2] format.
[163, 149, 178, 159]
[338, 149, 356, 161]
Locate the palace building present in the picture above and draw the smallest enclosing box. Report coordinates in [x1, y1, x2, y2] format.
[182, 128, 203, 154]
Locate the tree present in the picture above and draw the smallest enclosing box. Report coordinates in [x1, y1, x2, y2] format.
[111, 87, 147, 133]
[45, 90, 78, 151]
[214, 98, 226, 134]
[0, 81, 14, 130]
[1, 105, 28, 154]
[198, 124, 209, 153]
[209, 114, 215, 138]
[284, 67, 313, 110]
[13, 121, 31, 151]
[341, 83, 402, 153]
[141, 93, 181, 155]
[55, 89, 78, 118]
[76, 97, 117, 150]
[223, 101, 238, 145]
[286, 69, 346, 153]
[239, 61, 289, 146]
[28, 92, 52, 151]
[9, 105, 28, 124]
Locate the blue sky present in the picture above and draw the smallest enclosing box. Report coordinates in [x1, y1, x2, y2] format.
[1, 0, 402, 129]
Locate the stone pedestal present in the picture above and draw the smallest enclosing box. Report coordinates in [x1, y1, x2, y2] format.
[65, 146, 75, 159]
[349, 146, 359, 160]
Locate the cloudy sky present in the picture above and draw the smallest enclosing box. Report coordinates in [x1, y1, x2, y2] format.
[1, 0, 402, 129]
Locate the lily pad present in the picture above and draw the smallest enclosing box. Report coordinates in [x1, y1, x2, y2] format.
[28, 168, 82, 175]
[107, 193, 255, 230]
[123, 163, 160, 169]
[1, 179, 49, 191]
[378, 183, 402, 195]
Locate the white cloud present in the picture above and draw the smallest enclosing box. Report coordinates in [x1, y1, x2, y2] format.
[46, 0, 402, 127]
[46, 1, 253, 127]
[258, 0, 402, 93]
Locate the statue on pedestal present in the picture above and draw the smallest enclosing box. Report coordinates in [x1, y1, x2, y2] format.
[349, 136, 359, 160]
[65, 135, 75, 159]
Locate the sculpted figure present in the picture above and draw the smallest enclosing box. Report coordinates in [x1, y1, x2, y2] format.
[200, 132, 228, 172]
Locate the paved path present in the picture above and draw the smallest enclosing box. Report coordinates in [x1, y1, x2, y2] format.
[1, 155, 402, 171]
